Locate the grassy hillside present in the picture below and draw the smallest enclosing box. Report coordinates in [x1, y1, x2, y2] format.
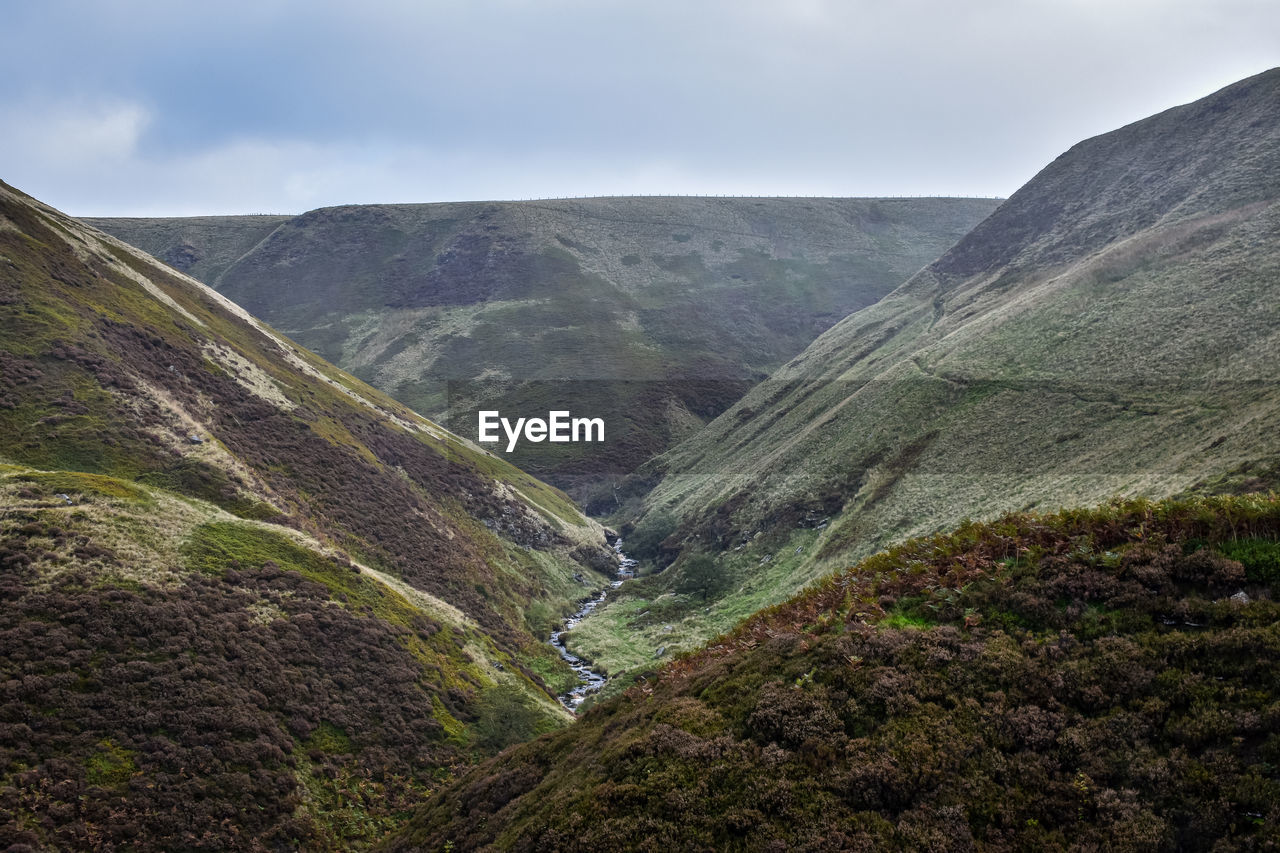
[81, 214, 290, 285]
[0, 180, 616, 848]
[388, 494, 1280, 851]
[92, 196, 998, 505]
[568, 68, 1280, 677]
[0, 465, 571, 848]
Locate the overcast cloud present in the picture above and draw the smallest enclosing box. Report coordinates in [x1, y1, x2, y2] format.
[2, 0, 1277, 215]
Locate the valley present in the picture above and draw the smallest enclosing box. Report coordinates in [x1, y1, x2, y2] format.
[90, 195, 998, 508]
[389, 494, 1280, 850]
[561, 66, 1280, 684]
[1, 62, 1278, 853]
[549, 539, 635, 710]
[0, 181, 618, 847]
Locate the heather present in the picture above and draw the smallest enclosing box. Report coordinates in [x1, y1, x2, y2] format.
[391, 495, 1280, 851]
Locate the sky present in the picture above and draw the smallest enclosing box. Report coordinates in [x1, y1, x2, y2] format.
[2, 0, 1277, 216]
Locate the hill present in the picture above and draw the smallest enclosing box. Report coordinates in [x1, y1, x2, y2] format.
[80, 214, 290, 285]
[0, 180, 616, 849]
[388, 494, 1280, 850]
[90, 196, 999, 505]
[563, 68, 1280, 678]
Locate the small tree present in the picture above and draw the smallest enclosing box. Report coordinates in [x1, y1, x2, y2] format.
[473, 686, 553, 754]
[628, 511, 678, 563]
[677, 553, 722, 602]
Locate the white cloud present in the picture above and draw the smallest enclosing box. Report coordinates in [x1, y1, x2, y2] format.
[1, 1, 1277, 214]
[3, 100, 150, 170]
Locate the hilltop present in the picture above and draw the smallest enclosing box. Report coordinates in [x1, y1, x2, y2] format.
[90, 196, 998, 504]
[565, 68, 1280, 678]
[0, 180, 615, 849]
[79, 214, 290, 285]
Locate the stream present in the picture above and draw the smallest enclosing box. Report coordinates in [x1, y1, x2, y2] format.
[549, 538, 636, 710]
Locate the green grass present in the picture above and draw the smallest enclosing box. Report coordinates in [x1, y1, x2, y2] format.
[183, 521, 412, 621]
[183, 521, 334, 578]
[882, 610, 934, 630]
[138, 460, 282, 520]
[1215, 537, 1280, 583]
[14, 469, 152, 503]
[568, 526, 830, 677]
[304, 722, 354, 755]
[84, 739, 137, 788]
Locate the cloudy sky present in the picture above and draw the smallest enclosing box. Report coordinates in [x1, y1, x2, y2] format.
[2, 0, 1277, 215]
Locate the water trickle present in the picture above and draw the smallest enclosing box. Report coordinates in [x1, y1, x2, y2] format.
[550, 538, 637, 710]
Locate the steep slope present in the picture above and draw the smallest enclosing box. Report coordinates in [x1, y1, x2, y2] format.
[92, 196, 999, 504]
[81, 214, 290, 285]
[0, 180, 615, 848]
[567, 68, 1280, 676]
[389, 494, 1280, 851]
